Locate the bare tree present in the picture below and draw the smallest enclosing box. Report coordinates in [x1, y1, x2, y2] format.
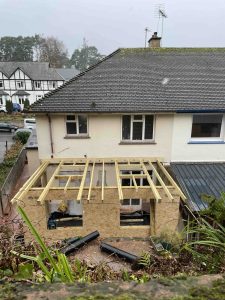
[38, 36, 69, 68]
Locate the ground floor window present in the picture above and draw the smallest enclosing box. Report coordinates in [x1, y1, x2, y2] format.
[47, 200, 83, 229]
[120, 199, 150, 226]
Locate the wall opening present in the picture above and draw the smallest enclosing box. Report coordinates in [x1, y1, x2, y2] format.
[47, 199, 83, 229]
[120, 198, 150, 226]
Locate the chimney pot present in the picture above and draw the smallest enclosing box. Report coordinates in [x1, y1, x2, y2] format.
[148, 32, 161, 48]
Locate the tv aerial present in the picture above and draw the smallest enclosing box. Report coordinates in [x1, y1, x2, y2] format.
[144, 27, 151, 47]
[155, 4, 168, 40]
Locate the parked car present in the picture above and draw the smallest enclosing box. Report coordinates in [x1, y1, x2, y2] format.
[24, 118, 36, 130]
[12, 103, 22, 112]
[13, 128, 32, 140]
[0, 123, 18, 132]
[0, 105, 7, 113]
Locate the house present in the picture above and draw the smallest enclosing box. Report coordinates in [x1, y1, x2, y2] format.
[0, 62, 78, 109]
[12, 33, 225, 241]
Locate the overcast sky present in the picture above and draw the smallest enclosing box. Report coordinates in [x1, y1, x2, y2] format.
[1, 0, 225, 56]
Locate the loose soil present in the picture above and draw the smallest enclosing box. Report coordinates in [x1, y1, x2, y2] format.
[68, 238, 152, 272]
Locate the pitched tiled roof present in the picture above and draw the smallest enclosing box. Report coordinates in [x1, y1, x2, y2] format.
[31, 48, 225, 113]
[171, 162, 225, 211]
[0, 62, 63, 80]
[56, 68, 79, 80]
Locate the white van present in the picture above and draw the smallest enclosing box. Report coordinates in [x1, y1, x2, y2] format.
[24, 118, 36, 130]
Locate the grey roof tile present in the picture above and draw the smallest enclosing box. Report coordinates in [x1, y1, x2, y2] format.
[31, 48, 225, 113]
[0, 61, 63, 80]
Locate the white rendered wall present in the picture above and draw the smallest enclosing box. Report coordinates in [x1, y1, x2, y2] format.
[36, 114, 174, 161]
[171, 114, 225, 162]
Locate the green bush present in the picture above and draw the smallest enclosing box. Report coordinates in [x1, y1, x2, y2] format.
[15, 131, 31, 144]
[23, 98, 30, 110]
[5, 100, 13, 114]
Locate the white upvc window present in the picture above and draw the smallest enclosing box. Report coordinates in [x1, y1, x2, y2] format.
[65, 115, 88, 135]
[122, 115, 154, 141]
[17, 80, 25, 89]
[190, 114, 224, 141]
[121, 199, 141, 206]
[49, 81, 57, 89]
[35, 81, 41, 89]
[36, 95, 42, 100]
[0, 81, 3, 89]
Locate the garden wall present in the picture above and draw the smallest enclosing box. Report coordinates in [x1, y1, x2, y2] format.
[0, 148, 27, 216]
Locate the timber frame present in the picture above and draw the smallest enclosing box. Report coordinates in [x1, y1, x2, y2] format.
[11, 157, 186, 240]
[12, 157, 186, 205]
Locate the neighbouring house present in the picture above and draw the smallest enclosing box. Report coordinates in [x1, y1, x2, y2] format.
[12, 33, 225, 241]
[0, 62, 79, 109]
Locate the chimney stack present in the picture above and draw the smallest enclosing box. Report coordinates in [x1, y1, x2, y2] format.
[148, 32, 161, 48]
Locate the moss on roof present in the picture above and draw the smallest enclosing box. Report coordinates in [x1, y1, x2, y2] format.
[119, 47, 225, 55]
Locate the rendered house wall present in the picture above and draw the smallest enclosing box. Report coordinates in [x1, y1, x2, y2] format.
[171, 114, 225, 162]
[36, 114, 174, 161]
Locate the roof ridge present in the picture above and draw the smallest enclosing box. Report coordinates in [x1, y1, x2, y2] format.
[30, 48, 121, 109]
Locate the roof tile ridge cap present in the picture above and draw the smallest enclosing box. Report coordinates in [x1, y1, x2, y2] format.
[30, 48, 122, 108]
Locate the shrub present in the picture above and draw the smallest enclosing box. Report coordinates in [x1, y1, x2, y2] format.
[23, 99, 30, 110]
[5, 100, 13, 114]
[15, 131, 31, 144]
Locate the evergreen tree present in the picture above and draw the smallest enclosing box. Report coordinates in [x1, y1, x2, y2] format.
[70, 39, 104, 72]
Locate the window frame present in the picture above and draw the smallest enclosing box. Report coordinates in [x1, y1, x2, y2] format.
[16, 80, 25, 89]
[121, 114, 155, 142]
[190, 113, 224, 142]
[35, 81, 41, 89]
[65, 114, 88, 136]
[0, 80, 3, 89]
[49, 81, 57, 89]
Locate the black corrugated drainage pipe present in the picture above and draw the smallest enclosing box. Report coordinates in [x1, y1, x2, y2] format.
[61, 230, 100, 255]
[100, 242, 138, 263]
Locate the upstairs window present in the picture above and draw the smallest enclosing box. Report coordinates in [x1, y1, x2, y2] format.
[49, 81, 57, 89]
[0, 81, 3, 89]
[191, 114, 223, 138]
[66, 115, 88, 135]
[17, 81, 24, 89]
[35, 81, 41, 89]
[122, 115, 154, 141]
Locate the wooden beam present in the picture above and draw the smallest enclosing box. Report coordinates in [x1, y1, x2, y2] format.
[87, 162, 95, 201]
[77, 160, 89, 201]
[132, 175, 138, 191]
[120, 174, 146, 179]
[55, 175, 83, 179]
[38, 161, 64, 204]
[102, 160, 105, 201]
[64, 176, 72, 193]
[156, 160, 186, 201]
[115, 161, 123, 200]
[140, 160, 162, 202]
[148, 161, 174, 201]
[11, 161, 49, 204]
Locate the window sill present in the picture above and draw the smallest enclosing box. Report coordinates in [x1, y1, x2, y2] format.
[119, 141, 156, 145]
[188, 140, 225, 144]
[64, 135, 90, 139]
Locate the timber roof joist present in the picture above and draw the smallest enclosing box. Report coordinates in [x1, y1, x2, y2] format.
[11, 157, 186, 205]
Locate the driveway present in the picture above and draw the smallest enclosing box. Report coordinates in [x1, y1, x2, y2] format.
[0, 131, 14, 163]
